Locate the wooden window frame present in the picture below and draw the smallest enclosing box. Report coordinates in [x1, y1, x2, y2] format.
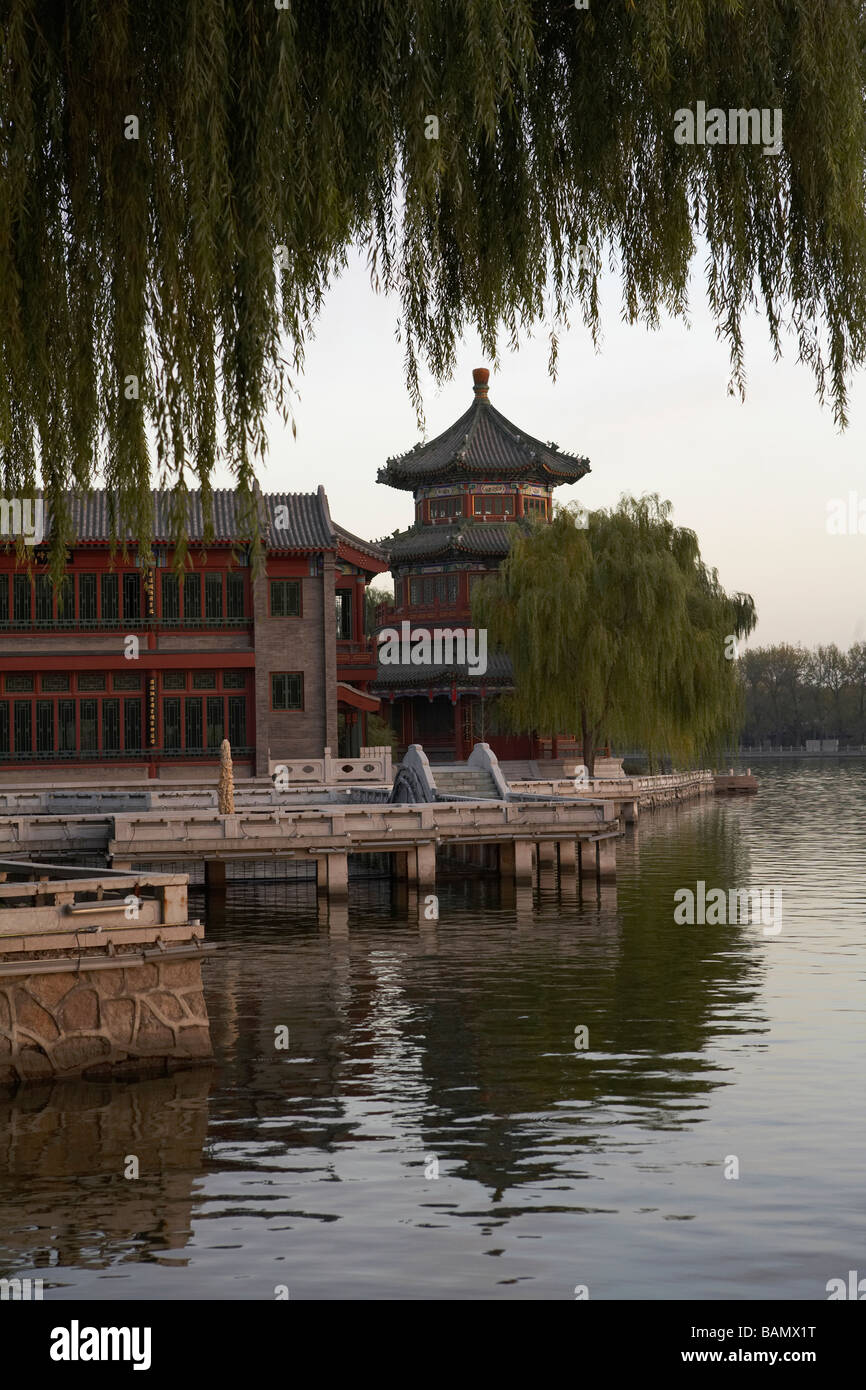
[269, 579, 302, 618]
[270, 672, 304, 712]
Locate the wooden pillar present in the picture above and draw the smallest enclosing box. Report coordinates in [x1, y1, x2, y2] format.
[598, 836, 617, 881]
[393, 850, 409, 881]
[453, 696, 462, 762]
[415, 841, 436, 891]
[514, 839, 534, 885]
[579, 839, 597, 880]
[558, 838, 577, 902]
[558, 839, 577, 870]
[205, 859, 227, 891]
[537, 841, 557, 866]
[316, 851, 349, 898]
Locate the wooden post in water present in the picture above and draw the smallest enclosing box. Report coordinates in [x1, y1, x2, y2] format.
[205, 859, 227, 892]
[598, 836, 617, 880]
[316, 851, 348, 899]
[579, 839, 597, 880]
[558, 839, 577, 870]
[504, 839, 534, 885]
[414, 842, 436, 892]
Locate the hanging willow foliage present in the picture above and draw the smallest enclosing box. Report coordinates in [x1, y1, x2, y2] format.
[1, 0, 865, 569]
[472, 498, 758, 773]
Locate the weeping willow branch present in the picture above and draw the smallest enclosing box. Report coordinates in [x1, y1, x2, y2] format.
[1, 0, 865, 567]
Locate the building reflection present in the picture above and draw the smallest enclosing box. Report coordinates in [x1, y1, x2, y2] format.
[0, 800, 769, 1267]
[0, 1067, 212, 1277]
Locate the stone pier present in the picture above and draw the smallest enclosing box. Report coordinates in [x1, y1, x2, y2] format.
[0, 860, 215, 1089]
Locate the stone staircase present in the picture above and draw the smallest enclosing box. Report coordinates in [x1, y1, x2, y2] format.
[499, 759, 574, 781]
[432, 765, 501, 800]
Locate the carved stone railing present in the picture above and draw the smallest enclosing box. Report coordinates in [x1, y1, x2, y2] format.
[268, 745, 393, 785]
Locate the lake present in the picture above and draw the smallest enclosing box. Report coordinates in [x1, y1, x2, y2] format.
[1, 760, 863, 1300]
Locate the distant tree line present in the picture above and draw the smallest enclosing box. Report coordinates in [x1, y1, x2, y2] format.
[740, 644, 866, 746]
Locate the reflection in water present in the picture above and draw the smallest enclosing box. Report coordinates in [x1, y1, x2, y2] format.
[0, 1069, 212, 1285]
[0, 761, 864, 1299]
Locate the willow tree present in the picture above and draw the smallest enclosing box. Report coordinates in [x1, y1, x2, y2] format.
[472, 497, 757, 774]
[2, 1, 866, 568]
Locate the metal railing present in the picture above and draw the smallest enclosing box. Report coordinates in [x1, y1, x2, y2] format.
[336, 639, 377, 656]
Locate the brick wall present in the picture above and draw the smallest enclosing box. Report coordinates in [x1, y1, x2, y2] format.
[253, 558, 337, 774]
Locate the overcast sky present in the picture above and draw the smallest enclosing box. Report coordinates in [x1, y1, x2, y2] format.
[245, 246, 866, 651]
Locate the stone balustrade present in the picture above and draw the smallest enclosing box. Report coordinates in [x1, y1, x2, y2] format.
[268, 745, 393, 784]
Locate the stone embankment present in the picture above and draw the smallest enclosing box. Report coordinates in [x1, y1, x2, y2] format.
[0, 862, 214, 1089]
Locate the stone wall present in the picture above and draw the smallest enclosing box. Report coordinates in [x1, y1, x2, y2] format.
[0, 955, 212, 1089]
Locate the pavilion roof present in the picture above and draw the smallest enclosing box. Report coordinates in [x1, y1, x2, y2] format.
[371, 650, 514, 690]
[377, 372, 590, 491]
[385, 520, 523, 564]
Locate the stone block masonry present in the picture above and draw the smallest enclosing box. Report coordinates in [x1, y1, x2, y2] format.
[0, 955, 212, 1089]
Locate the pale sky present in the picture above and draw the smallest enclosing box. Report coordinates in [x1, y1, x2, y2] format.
[241, 246, 866, 651]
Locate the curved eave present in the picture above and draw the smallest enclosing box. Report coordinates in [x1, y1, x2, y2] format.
[378, 396, 590, 490]
[385, 525, 518, 565]
[372, 652, 515, 690]
[372, 671, 514, 690]
[377, 459, 590, 490]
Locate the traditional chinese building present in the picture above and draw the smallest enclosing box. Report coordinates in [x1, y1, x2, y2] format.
[0, 486, 386, 781]
[372, 368, 590, 762]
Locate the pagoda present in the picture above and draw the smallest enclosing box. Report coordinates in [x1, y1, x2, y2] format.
[372, 368, 590, 762]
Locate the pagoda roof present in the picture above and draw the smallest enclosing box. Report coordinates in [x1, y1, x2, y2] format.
[378, 372, 590, 490]
[372, 650, 514, 690]
[385, 520, 524, 565]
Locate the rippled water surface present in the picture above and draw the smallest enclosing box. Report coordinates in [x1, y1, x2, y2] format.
[1, 760, 864, 1299]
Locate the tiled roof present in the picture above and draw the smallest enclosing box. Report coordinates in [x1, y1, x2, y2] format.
[372, 650, 514, 689]
[263, 491, 335, 550]
[38, 488, 362, 553]
[378, 393, 590, 490]
[333, 523, 388, 565]
[386, 521, 523, 563]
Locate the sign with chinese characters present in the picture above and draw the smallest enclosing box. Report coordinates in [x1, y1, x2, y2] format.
[33, 547, 73, 566]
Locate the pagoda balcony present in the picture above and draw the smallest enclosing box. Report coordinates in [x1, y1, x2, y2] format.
[337, 637, 377, 658]
[0, 615, 253, 634]
[374, 603, 472, 630]
[336, 637, 379, 676]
